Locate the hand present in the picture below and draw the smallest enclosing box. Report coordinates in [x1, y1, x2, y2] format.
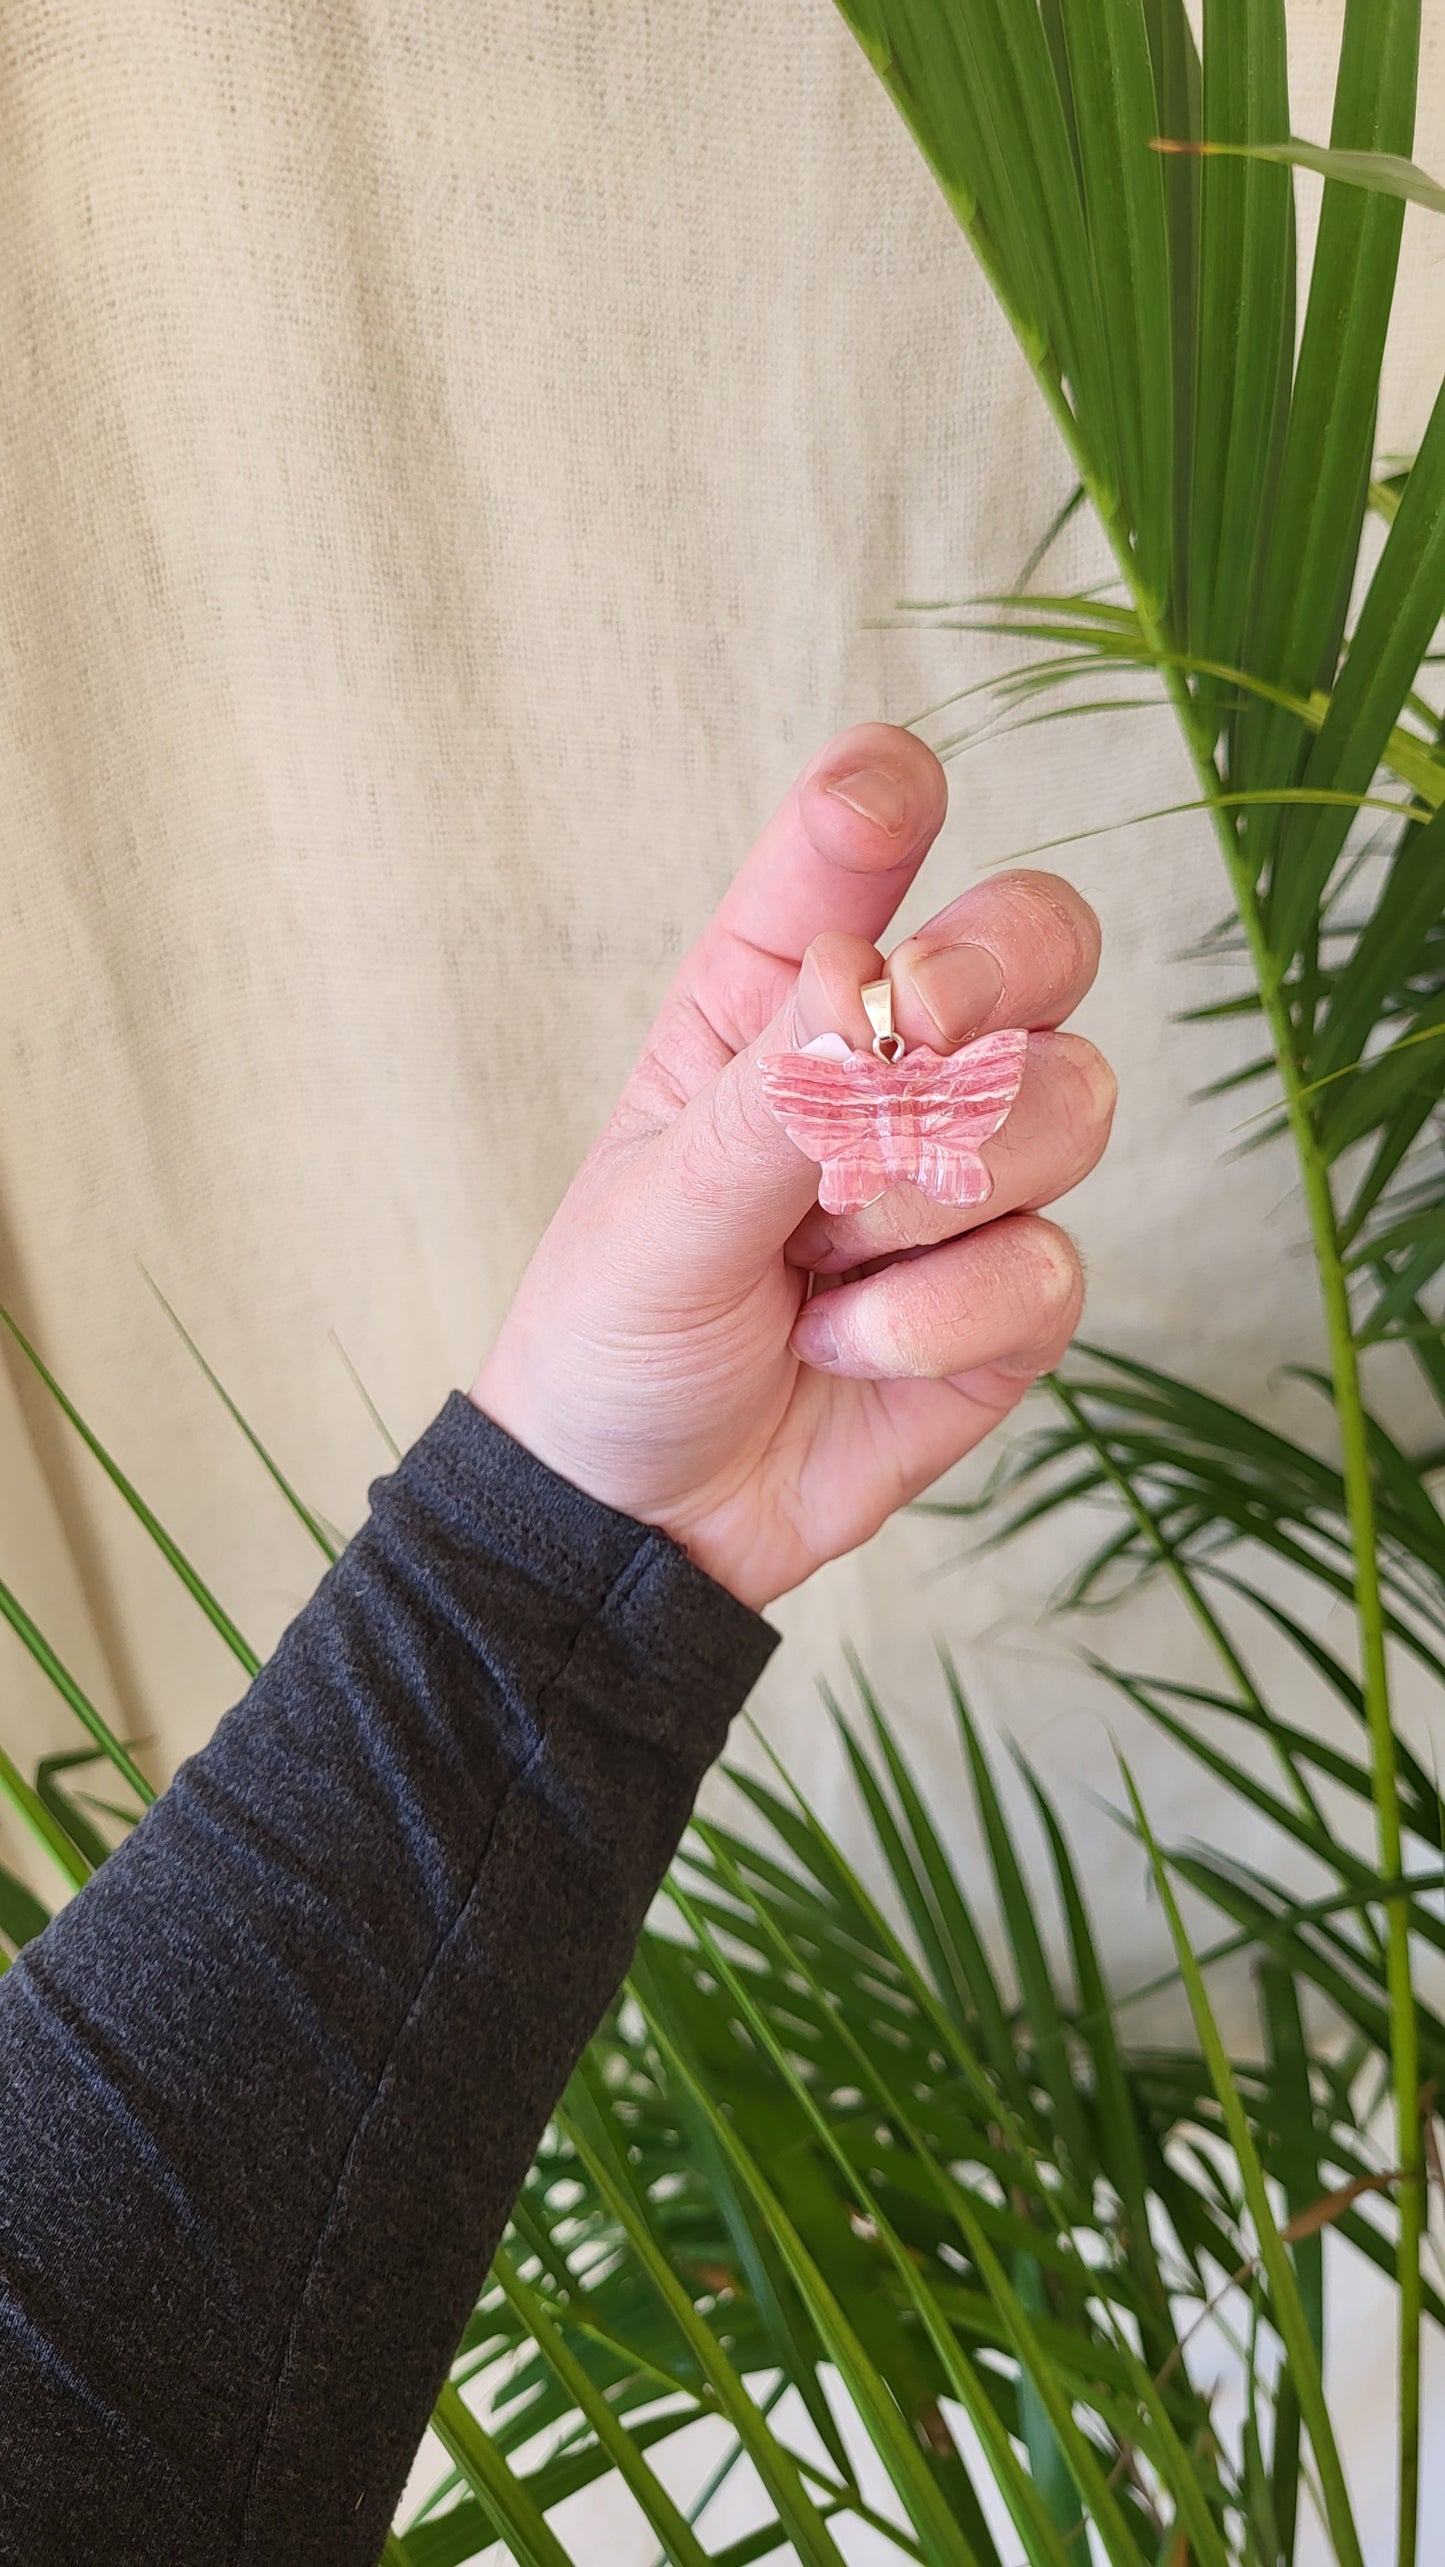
[471, 724, 1114, 1610]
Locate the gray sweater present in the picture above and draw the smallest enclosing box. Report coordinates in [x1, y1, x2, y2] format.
[0, 1392, 777, 2563]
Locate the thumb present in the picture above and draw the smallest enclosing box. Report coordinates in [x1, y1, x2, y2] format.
[635, 931, 886, 1288]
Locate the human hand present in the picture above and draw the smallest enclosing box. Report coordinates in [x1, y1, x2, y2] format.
[470, 724, 1114, 1610]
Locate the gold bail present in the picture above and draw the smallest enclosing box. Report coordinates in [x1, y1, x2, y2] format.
[861, 976, 903, 1062]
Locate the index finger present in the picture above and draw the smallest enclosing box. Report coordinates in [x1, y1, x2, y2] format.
[662, 724, 948, 1060]
[714, 722, 948, 965]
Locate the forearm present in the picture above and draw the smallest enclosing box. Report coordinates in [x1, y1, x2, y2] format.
[0, 1393, 775, 2566]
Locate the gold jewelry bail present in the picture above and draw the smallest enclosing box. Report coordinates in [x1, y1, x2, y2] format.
[861, 976, 903, 1062]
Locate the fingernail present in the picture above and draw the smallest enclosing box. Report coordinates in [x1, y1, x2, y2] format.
[822, 766, 908, 836]
[907, 945, 1004, 1044]
[793, 1305, 838, 1369]
[992, 1347, 1055, 1382]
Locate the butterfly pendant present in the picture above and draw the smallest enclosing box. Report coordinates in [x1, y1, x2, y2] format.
[760, 1024, 1029, 1217]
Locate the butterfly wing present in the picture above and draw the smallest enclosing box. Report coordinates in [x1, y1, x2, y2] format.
[908, 1144, 994, 1208]
[818, 1144, 889, 1216]
[874, 1032, 1026, 1206]
[758, 1054, 894, 1212]
[757, 1052, 875, 1164]
[896, 1028, 1029, 1145]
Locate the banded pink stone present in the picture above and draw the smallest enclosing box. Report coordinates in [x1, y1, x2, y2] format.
[759, 1025, 1029, 1216]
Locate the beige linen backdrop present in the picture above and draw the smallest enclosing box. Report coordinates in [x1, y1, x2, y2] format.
[1, 3, 1442, 2549]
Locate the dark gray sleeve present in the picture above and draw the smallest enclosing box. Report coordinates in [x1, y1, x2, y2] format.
[0, 1391, 777, 2566]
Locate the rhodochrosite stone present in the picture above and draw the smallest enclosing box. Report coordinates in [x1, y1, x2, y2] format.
[760, 1026, 1029, 1216]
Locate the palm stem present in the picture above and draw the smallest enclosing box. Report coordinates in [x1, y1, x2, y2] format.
[1251, 964, 1422, 2567]
[1164, 658, 1421, 2567]
[1017, 393, 1424, 2557]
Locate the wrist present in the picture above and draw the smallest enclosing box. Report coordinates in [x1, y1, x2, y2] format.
[466, 1368, 763, 1610]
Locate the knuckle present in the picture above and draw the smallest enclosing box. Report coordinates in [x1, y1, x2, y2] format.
[1039, 1034, 1118, 1165]
[848, 1192, 939, 1261]
[839, 1285, 897, 1375]
[734, 1055, 795, 1161]
[890, 1259, 988, 1379]
[996, 870, 1100, 988]
[668, 1101, 731, 1208]
[1015, 1215, 1086, 1332]
[849, 1274, 934, 1378]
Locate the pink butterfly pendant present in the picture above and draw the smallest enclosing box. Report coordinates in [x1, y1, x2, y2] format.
[760, 1025, 1029, 1217]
